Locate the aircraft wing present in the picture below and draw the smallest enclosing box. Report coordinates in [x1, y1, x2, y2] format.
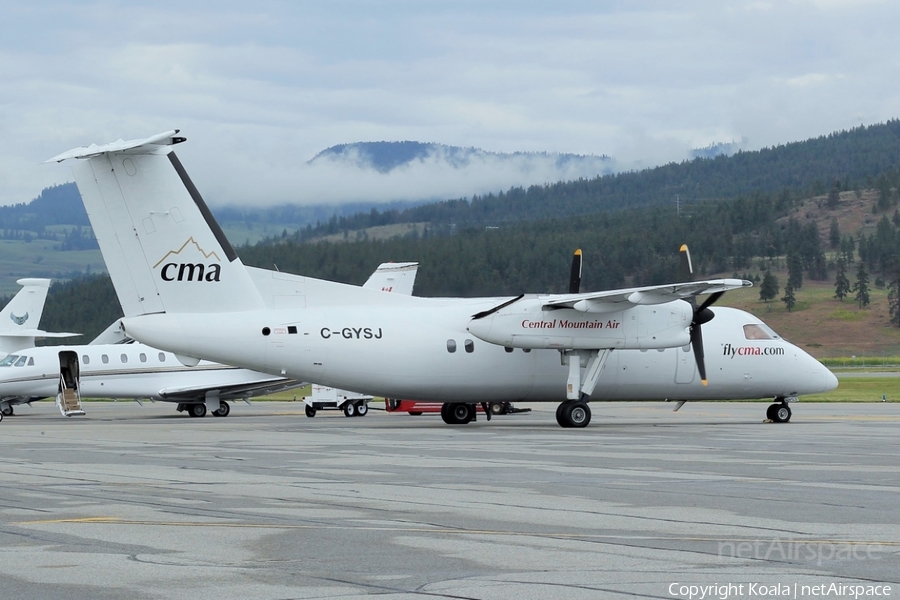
[541, 279, 751, 311]
[157, 377, 305, 401]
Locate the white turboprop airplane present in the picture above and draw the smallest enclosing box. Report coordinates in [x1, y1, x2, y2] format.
[47, 131, 838, 428]
[0, 264, 413, 418]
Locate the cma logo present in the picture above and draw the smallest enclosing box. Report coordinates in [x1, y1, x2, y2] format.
[153, 237, 222, 282]
[160, 263, 221, 282]
[10, 312, 28, 325]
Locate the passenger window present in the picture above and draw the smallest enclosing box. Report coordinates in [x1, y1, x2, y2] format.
[158, 352, 166, 362]
[14, 356, 27, 367]
[0, 355, 17, 367]
[121, 354, 128, 363]
[743, 324, 777, 340]
[140, 353, 147, 363]
[464, 339, 474, 353]
[447, 339, 457, 353]
[102, 354, 109, 364]
[83, 355, 90, 365]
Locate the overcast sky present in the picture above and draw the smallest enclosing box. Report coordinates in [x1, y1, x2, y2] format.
[3, 0, 900, 207]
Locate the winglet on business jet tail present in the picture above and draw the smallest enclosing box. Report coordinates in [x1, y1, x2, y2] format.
[48, 131, 265, 317]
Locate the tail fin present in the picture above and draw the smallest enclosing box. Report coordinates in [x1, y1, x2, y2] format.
[0, 278, 79, 355]
[47, 131, 264, 315]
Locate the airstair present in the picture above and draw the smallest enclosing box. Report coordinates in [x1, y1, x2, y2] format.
[56, 351, 85, 417]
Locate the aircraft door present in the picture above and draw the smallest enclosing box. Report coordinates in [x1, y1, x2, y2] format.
[57, 350, 85, 417]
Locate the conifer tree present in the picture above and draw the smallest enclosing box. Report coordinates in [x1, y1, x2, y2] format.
[759, 270, 779, 303]
[782, 282, 796, 312]
[854, 262, 871, 308]
[834, 259, 851, 301]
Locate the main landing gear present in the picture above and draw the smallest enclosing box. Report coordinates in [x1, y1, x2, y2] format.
[556, 400, 591, 428]
[176, 401, 231, 417]
[766, 398, 793, 423]
[441, 402, 476, 425]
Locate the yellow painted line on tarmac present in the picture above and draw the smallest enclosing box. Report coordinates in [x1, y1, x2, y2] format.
[11, 518, 900, 547]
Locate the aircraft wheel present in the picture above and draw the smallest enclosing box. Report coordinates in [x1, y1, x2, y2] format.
[452, 403, 474, 424]
[212, 401, 230, 417]
[555, 403, 569, 427]
[189, 403, 207, 418]
[772, 404, 792, 423]
[766, 404, 777, 421]
[305, 405, 316, 418]
[356, 402, 368, 416]
[0, 411, 3, 422]
[440, 403, 454, 424]
[1, 406, 13, 416]
[558, 401, 591, 428]
[489, 402, 505, 415]
[343, 402, 356, 417]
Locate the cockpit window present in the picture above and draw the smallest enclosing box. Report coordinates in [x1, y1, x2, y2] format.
[0, 355, 18, 367]
[14, 356, 28, 367]
[743, 324, 779, 340]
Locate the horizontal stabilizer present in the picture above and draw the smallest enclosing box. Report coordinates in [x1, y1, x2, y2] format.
[44, 130, 185, 163]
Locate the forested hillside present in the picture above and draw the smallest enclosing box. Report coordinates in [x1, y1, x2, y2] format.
[290, 120, 900, 239]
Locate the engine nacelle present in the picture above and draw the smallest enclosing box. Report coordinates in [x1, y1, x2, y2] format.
[467, 297, 693, 350]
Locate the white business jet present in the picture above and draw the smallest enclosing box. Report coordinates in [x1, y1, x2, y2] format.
[0, 264, 411, 418]
[47, 131, 837, 428]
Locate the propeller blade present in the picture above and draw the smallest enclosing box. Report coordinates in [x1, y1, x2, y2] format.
[690, 323, 708, 386]
[679, 244, 694, 282]
[696, 290, 723, 314]
[471, 294, 525, 320]
[569, 249, 583, 294]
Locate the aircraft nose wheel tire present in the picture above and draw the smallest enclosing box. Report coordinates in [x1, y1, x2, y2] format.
[189, 403, 207, 418]
[355, 402, 368, 416]
[343, 402, 357, 417]
[212, 401, 230, 417]
[767, 403, 792, 423]
[305, 405, 316, 418]
[556, 401, 591, 428]
[1, 406, 13, 417]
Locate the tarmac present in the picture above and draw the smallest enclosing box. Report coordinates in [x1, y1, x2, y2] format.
[0, 400, 898, 600]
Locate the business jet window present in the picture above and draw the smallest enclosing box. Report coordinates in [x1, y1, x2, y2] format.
[743, 324, 779, 340]
[140, 353, 147, 363]
[82, 355, 90, 365]
[505, 347, 514, 353]
[102, 354, 109, 364]
[14, 356, 27, 367]
[158, 352, 166, 362]
[0, 355, 17, 367]
[464, 339, 475, 353]
[28, 357, 34, 366]
[447, 339, 457, 353]
[121, 354, 128, 363]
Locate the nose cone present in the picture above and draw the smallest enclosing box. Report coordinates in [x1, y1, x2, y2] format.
[821, 363, 839, 392]
[806, 353, 839, 393]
